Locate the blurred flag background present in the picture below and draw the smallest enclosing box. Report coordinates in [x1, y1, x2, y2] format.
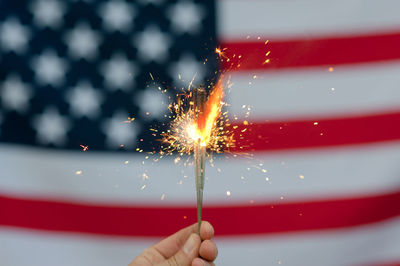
[2, 0, 400, 265]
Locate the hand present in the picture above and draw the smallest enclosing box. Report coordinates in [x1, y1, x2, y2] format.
[129, 221, 218, 266]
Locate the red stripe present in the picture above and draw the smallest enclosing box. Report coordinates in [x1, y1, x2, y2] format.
[365, 262, 400, 266]
[220, 31, 400, 71]
[1, 190, 400, 237]
[230, 110, 400, 153]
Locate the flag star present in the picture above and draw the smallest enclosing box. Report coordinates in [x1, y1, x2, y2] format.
[0, 17, 31, 54]
[101, 111, 139, 149]
[135, 84, 169, 120]
[100, 53, 136, 91]
[64, 22, 102, 60]
[167, 1, 204, 34]
[169, 54, 205, 87]
[66, 80, 103, 119]
[98, 0, 136, 32]
[30, 49, 68, 87]
[30, 0, 66, 29]
[32, 107, 71, 146]
[0, 74, 32, 113]
[133, 26, 171, 63]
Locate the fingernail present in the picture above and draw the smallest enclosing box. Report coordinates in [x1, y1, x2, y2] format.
[183, 234, 196, 255]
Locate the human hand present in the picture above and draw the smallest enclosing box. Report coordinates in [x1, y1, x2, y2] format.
[129, 221, 218, 266]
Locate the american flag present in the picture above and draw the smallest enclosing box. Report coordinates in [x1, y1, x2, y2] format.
[2, 0, 400, 265]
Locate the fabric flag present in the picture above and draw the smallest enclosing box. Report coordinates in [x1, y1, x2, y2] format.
[1, 0, 400, 265]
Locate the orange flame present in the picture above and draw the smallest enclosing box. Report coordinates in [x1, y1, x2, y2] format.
[193, 78, 224, 145]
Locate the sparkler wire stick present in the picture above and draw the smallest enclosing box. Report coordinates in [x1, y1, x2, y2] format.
[194, 87, 206, 234]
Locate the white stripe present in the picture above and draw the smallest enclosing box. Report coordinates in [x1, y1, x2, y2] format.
[2, 141, 400, 204]
[217, 217, 400, 266]
[2, 217, 400, 266]
[227, 61, 400, 120]
[218, 0, 400, 39]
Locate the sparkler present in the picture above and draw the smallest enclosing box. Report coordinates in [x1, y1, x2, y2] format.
[162, 77, 232, 234]
[193, 87, 206, 233]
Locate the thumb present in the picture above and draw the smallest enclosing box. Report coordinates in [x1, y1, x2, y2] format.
[160, 233, 201, 266]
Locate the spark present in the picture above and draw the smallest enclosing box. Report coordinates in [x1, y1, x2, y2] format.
[142, 173, 149, 180]
[124, 117, 135, 123]
[299, 175, 305, 179]
[226, 190, 231, 196]
[141, 184, 146, 190]
[80, 145, 89, 151]
[75, 170, 82, 175]
[328, 67, 334, 72]
[263, 58, 270, 65]
[215, 47, 229, 61]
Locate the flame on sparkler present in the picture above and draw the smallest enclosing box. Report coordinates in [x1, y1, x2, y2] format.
[161, 77, 234, 155]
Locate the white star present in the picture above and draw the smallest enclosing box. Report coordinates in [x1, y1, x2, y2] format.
[135, 84, 169, 120]
[133, 26, 171, 63]
[167, 1, 204, 34]
[32, 107, 71, 146]
[0, 17, 31, 54]
[30, 0, 66, 29]
[98, 0, 135, 32]
[0, 74, 32, 113]
[66, 80, 103, 119]
[64, 22, 102, 60]
[101, 111, 139, 149]
[169, 54, 205, 87]
[100, 53, 136, 91]
[30, 49, 68, 87]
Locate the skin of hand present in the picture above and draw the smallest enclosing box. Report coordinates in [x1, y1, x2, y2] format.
[129, 221, 218, 266]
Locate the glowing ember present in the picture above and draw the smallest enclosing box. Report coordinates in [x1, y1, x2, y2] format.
[80, 145, 89, 151]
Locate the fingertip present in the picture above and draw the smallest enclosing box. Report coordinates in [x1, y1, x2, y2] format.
[192, 257, 205, 266]
[199, 239, 218, 261]
[200, 221, 214, 240]
[192, 258, 215, 266]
